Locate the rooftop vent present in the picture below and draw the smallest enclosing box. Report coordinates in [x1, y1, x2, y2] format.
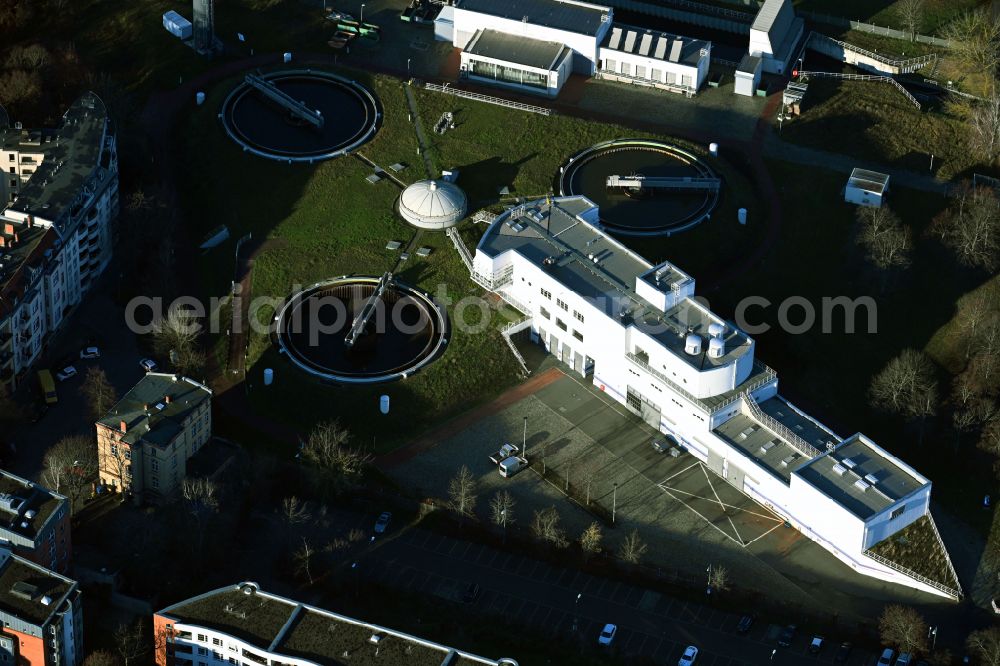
[780, 454, 798, 467]
[10, 581, 38, 600]
[0, 494, 25, 515]
[841, 458, 856, 469]
[759, 440, 776, 454]
[738, 426, 757, 440]
[864, 473, 879, 485]
[832, 463, 847, 475]
[369, 634, 382, 645]
[40, 595, 51, 606]
[684, 333, 702, 356]
[853, 479, 870, 492]
[707, 322, 726, 338]
[707, 337, 725, 359]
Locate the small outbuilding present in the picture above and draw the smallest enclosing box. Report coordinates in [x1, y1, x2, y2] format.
[399, 179, 468, 230]
[845, 168, 890, 208]
[163, 11, 193, 40]
[734, 54, 762, 97]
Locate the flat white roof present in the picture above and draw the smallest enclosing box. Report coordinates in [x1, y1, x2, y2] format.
[848, 168, 890, 194]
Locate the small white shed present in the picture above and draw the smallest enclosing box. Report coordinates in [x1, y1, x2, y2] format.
[845, 168, 890, 207]
[734, 53, 762, 97]
[163, 11, 193, 40]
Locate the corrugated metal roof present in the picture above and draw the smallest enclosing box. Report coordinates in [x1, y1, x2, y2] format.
[466, 28, 569, 71]
[458, 0, 610, 36]
[602, 23, 708, 67]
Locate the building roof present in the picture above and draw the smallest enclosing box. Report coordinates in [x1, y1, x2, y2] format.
[795, 433, 928, 520]
[157, 582, 514, 666]
[848, 168, 890, 195]
[751, 0, 793, 35]
[477, 197, 753, 371]
[737, 53, 762, 73]
[602, 23, 709, 68]
[2, 92, 110, 224]
[456, 0, 610, 36]
[465, 28, 571, 71]
[0, 470, 66, 544]
[399, 179, 468, 230]
[0, 551, 76, 630]
[97, 373, 212, 448]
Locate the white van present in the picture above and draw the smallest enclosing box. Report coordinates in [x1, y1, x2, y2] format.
[498, 456, 526, 478]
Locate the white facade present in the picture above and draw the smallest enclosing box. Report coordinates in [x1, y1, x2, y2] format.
[452, 0, 612, 75]
[845, 168, 889, 208]
[471, 197, 955, 599]
[0, 92, 118, 396]
[748, 0, 803, 75]
[598, 24, 711, 95]
[460, 30, 574, 98]
[734, 54, 762, 97]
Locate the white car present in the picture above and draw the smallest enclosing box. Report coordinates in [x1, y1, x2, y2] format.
[597, 624, 616, 646]
[678, 645, 698, 666]
[56, 366, 77, 382]
[140, 358, 158, 372]
[79, 346, 100, 359]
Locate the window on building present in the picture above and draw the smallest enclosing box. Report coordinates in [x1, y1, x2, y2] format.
[651, 68, 663, 82]
[636, 65, 647, 79]
[634, 346, 649, 364]
[110, 443, 117, 457]
[540, 288, 551, 299]
[152, 476, 159, 489]
[197, 634, 207, 643]
[212, 638, 223, 647]
[604, 59, 616, 72]
[573, 310, 584, 323]
[151, 459, 159, 472]
[556, 318, 567, 332]
[890, 505, 905, 520]
[573, 330, 583, 342]
[7, 167, 13, 174]
[539, 306, 550, 319]
[556, 298, 568, 311]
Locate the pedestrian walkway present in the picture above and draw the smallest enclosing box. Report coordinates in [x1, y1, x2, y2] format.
[403, 82, 436, 178]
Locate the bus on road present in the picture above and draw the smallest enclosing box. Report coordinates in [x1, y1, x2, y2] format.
[37, 370, 57, 404]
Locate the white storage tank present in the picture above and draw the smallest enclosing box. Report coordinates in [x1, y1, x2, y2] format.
[708, 337, 725, 359]
[709, 142, 719, 157]
[264, 368, 274, 385]
[684, 333, 703, 355]
[163, 11, 193, 40]
[283, 52, 293, 63]
[708, 322, 726, 338]
[380, 395, 390, 414]
[195, 91, 206, 105]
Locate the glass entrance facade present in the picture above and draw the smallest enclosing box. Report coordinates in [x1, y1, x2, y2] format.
[469, 59, 548, 91]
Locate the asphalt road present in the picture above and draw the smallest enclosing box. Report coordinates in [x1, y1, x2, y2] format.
[363, 526, 886, 665]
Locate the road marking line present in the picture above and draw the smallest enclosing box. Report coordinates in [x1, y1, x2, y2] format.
[700, 465, 745, 545]
[660, 461, 701, 484]
[657, 485, 743, 547]
[742, 521, 784, 546]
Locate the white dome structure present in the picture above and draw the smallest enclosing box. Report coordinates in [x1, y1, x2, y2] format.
[398, 179, 467, 230]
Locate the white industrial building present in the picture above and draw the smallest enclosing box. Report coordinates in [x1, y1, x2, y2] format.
[598, 24, 711, 95]
[845, 168, 890, 208]
[470, 196, 955, 598]
[734, 54, 763, 97]
[460, 29, 575, 97]
[0, 93, 119, 397]
[748, 0, 803, 75]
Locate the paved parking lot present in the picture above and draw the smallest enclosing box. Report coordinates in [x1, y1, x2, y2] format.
[364, 526, 884, 665]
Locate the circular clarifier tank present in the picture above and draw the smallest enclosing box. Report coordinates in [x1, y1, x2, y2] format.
[558, 139, 720, 236]
[220, 69, 381, 162]
[398, 179, 468, 230]
[276, 276, 448, 384]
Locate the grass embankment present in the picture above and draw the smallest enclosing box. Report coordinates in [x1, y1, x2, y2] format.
[793, 0, 984, 34]
[782, 77, 971, 179]
[868, 516, 960, 591]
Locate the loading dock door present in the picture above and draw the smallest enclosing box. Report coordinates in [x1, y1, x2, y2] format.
[640, 401, 660, 430]
[726, 465, 745, 491]
[707, 450, 725, 477]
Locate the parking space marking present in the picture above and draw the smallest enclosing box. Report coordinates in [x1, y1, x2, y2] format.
[743, 521, 785, 547]
[657, 484, 744, 547]
[659, 461, 701, 484]
[700, 464, 745, 544]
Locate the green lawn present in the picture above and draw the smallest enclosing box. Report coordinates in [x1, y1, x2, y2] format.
[793, 0, 985, 34]
[782, 77, 972, 179]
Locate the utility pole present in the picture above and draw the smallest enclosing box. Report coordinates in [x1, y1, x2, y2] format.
[522, 416, 527, 457]
[612, 482, 618, 524]
[928, 626, 937, 650]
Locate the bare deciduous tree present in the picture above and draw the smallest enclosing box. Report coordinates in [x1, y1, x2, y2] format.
[302, 421, 370, 487]
[280, 496, 312, 529]
[153, 306, 205, 376]
[531, 506, 567, 547]
[619, 529, 648, 564]
[856, 205, 913, 285]
[0, 70, 41, 111]
[81, 367, 117, 421]
[82, 650, 120, 666]
[878, 604, 928, 654]
[181, 477, 219, 565]
[958, 292, 996, 359]
[897, 0, 924, 40]
[113, 621, 149, 666]
[580, 521, 603, 555]
[489, 490, 515, 539]
[448, 465, 477, 524]
[294, 538, 315, 585]
[967, 90, 1000, 164]
[931, 182, 1000, 271]
[870, 349, 938, 443]
[41, 434, 97, 513]
[4, 44, 49, 70]
[968, 626, 1000, 666]
[708, 565, 730, 593]
[944, 9, 1000, 79]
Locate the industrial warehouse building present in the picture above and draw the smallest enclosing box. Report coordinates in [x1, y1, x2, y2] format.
[470, 196, 956, 599]
[598, 24, 711, 94]
[748, 0, 803, 75]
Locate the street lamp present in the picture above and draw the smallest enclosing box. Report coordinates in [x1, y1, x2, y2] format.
[572, 593, 582, 633]
[407, 58, 412, 76]
[612, 482, 618, 524]
[928, 626, 938, 650]
[360, 3, 366, 24]
[522, 416, 527, 457]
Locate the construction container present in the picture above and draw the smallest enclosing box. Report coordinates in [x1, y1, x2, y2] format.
[163, 11, 193, 40]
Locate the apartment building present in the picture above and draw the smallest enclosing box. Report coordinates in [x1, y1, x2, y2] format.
[0, 93, 119, 397]
[155, 582, 518, 666]
[96, 373, 212, 503]
[0, 549, 82, 666]
[0, 471, 70, 575]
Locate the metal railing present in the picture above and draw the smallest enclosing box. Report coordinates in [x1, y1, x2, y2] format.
[925, 514, 964, 598]
[445, 227, 474, 272]
[501, 319, 532, 376]
[596, 69, 697, 97]
[806, 32, 937, 73]
[741, 393, 822, 459]
[423, 83, 554, 116]
[472, 210, 497, 225]
[798, 70, 921, 109]
[862, 549, 961, 600]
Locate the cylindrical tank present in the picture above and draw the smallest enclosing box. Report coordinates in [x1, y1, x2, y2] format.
[196, 91, 206, 105]
[264, 368, 274, 385]
[380, 395, 390, 414]
[709, 142, 719, 157]
[708, 322, 726, 338]
[684, 334, 702, 356]
[708, 337, 725, 359]
[283, 52, 292, 63]
[738, 208, 748, 225]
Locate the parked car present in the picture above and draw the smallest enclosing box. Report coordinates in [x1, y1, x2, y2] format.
[777, 624, 796, 647]
[896, 653, 912, 666]
[140, 358, 158, 372]
[489, 442, 519, 465]
[597, 624, 616, 646]
[373, 512, 391, 535]
[809, 636, 824, 654]
[499, 456, 527, 478]
[55, 366, 77, 382]
[79, 346, 100, 359]
[878, 648, 896, 666]
[677, 645, 698, 666]
[461, 582, 481, 604]
[834, 642, 852, 663]
[736, 614, 755, 633]
[651, 439, 668, 453]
